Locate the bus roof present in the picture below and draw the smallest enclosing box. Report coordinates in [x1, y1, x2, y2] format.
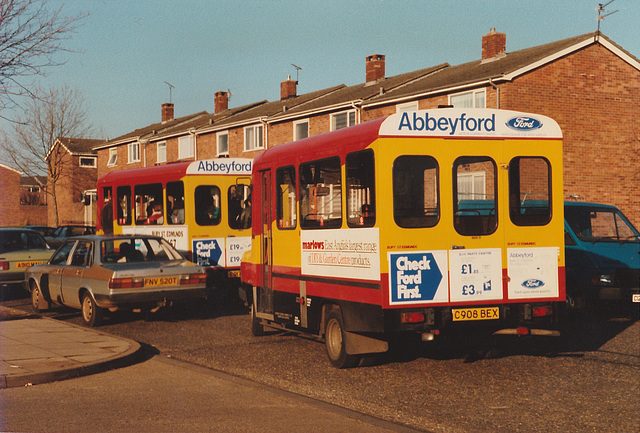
[98, 158, 253, 186]
[254, 108, 562, 168]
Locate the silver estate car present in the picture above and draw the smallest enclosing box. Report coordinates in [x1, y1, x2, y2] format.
[26, 235, 208, 326]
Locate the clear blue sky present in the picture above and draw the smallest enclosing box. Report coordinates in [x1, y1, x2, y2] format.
[16, 0, 640, 140]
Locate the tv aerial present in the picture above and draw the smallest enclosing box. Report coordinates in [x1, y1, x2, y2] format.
[291, 64, 303, 83]
[596, 0, 618, 32]
[164, 81, 175, 103]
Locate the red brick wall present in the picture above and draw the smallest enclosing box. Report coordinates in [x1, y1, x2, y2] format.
[0, 166, 48, 227]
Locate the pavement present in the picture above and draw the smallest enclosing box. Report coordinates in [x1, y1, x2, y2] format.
[0, 305, 144, 389]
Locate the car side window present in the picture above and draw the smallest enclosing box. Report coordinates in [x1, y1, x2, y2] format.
[50, 241, 76, 265]
[70, 242, 93, 267]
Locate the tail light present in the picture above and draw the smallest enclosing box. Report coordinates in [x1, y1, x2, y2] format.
[109, 277, 144, 289]
[532, 305, 554, 318]
[180, 273, 207, 285]
[0, 261, 8, 271]
[401, 312, 425, 324]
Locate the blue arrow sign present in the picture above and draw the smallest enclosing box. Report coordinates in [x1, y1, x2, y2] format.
[389, 252, 443, 304]
[193, 239, 222, 267]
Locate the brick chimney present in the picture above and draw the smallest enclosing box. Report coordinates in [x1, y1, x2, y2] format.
[366, 54, 385, 83]
[161, 103, 174, 122]
[482, 28, 506, 61]
[215, 91, 229, 113]
[280, 76, 297, 100]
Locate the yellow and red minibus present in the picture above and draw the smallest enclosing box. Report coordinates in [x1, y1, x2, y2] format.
[241, 108, 565, 367]
[97, 158, 252, 290]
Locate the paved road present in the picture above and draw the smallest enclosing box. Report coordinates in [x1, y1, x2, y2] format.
[3, 293, 639, 433]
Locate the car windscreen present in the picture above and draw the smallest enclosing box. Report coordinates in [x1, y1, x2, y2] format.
[101, 238, 183, 263]
[565, 206, 640, 242]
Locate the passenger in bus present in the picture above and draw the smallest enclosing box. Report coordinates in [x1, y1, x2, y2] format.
[117, 195, 129, 224]
[240, 194, 252, 228]
[101, 196, 113, 235]
[145, 201, 164, 225]
[229, 186, 242, 227]
[171, 197, 185, 224]
[206, 205, 220, 223]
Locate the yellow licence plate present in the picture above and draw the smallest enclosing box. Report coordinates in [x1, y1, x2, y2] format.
[16, 260, 44, 269]
[144, 277, 178, 287]
[228, 270, 241, 278]
[452, 307, 499, 322]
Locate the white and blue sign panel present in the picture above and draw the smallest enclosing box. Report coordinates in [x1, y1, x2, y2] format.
[379, 109, 562, 139]
[186, 158, 253, 176]
[226, 236, 251, 268]
[193, 238, 224, 267]
[449, 248, 503, 302]
[388, 250, 448, 305]
[507, 247, 559, 299]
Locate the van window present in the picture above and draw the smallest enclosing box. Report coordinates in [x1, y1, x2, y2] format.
[509, 157, 551, 226]
[195, 185, 221, 226]
[393, 155, 439, 228]
[453, 156, 497, 235]
[346, 150, 375, 227]
[134, 183, 163, 225]
[299, 157, 342, 229]
[116, 186, 132, 226]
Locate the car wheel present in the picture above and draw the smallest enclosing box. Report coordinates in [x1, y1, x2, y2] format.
[30, 282, 49, 312]
[250, 303, 265, 336]
[324, 308, 359, 369]
[81, 292, 104, 327]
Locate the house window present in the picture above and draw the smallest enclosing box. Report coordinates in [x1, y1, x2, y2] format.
[294, 120, 309, 141]
[217, 131, 229, 156]
[128, 142, 140, 163]
[108, 148, 117, 166]
[79, 157, 96, 168]
[157, 141, 167, 163]
[396, 102, 419, 113]
[331, 110, 356, 131]
[244, 124, 264, 151]
[178, 135, 194, 160]
[450, 89, 486, 108]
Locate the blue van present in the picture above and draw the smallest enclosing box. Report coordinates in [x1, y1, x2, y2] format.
[564, 201, 640, 306]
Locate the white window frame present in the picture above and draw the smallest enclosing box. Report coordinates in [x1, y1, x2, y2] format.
[330, 110, 356, 131]
[178, 135, 195, 160]
[217, 131, 229, 156]
[108, 148, 117, 166]
[449, 89, 486, 108]
[156, 141, 167, 164]
[244, 124, 264, 151]
[293, 119, 309, 141]
[128, 142, 140, 164]
[79, 156, 97, 168]
[396, 101, 419, 113]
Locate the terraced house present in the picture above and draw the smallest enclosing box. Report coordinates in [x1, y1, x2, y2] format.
[93, 29, 640, 226]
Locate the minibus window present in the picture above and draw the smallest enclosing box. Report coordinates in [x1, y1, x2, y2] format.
[393, 156, 439, 228]
[194, 185, 221, 226]
[509, 157, 551, 226]
[453, 156, 497, 235]
[276, 166, 297, 229]
[134, 183, 164, 225]
[101, 186, 113, 234]
[167, 181, 185, 225]
[299, 157, 342, 229]
[346, 150, 375, 228]
[116, 186, 131, 226]
[229, 183, 252, 230]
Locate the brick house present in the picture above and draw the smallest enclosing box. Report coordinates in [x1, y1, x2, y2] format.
[0, 163, 48, 226]
[93, 29, 640, 225]
[45, 137, 103, 226]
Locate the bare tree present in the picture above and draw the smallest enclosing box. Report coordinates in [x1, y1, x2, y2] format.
[2, 85, 93, 225]
[0, 0, 87, 113]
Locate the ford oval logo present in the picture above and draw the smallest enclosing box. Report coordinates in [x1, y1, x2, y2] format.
[522, 279, 545, 288]
[506, 116, 543, 131]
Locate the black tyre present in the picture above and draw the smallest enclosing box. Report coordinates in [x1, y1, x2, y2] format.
[81, 292, 104, 327]
[250, 303, 265, 336]
[324, 308, 359, 369]
[30, 282, 48, 312]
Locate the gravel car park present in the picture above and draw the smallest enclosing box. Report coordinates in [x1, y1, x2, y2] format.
[25, 234, 208, 326]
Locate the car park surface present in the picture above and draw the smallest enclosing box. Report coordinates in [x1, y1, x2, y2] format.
[25, 234, 208, 326]
[0, 228, 53, 291]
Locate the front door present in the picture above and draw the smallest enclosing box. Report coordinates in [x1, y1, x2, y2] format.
[256, 169, 274, 316]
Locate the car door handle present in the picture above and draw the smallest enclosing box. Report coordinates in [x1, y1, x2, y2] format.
[75, 270, 82, 275]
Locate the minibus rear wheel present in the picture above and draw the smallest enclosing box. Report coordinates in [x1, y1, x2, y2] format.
[324, 308, 358, 368]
